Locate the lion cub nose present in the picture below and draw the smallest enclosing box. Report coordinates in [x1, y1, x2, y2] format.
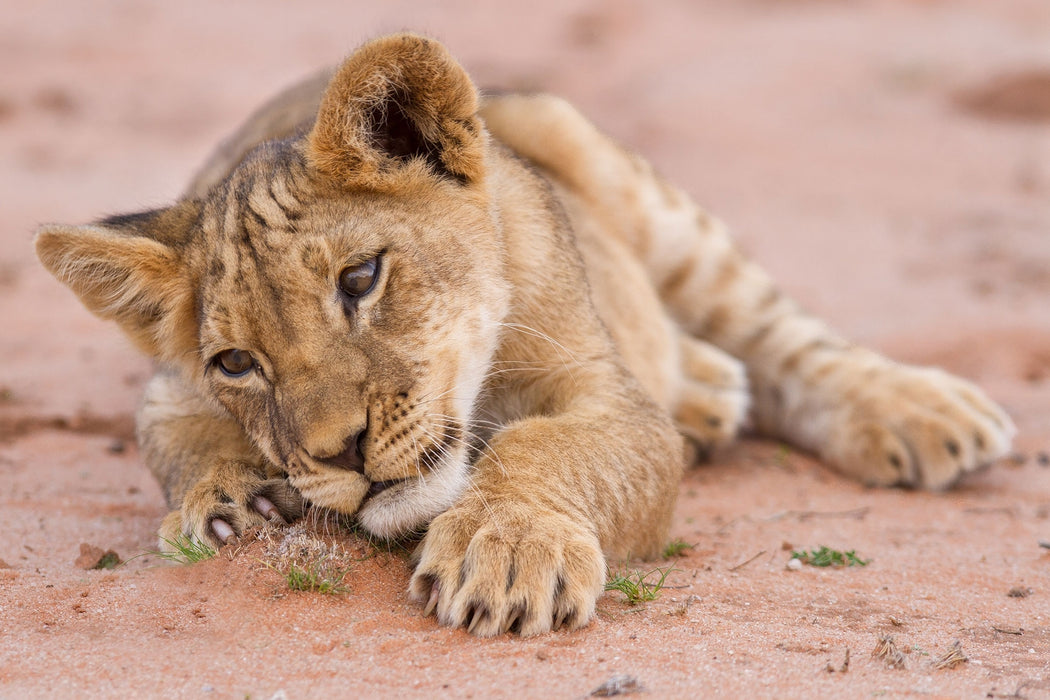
[313, 430, 366, 473]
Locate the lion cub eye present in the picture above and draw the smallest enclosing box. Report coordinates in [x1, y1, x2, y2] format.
[338, 256, 380, 299]
[215, 349, 255, 378]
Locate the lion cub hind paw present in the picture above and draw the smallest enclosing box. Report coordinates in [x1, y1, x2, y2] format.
[673, 337, 750, 459]
[164, 474, 305, 549]
[410, 506, 605, 636]
[824, 367, 1015, 490]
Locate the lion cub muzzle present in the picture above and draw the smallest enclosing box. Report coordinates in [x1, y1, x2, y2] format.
[312, 430, 366, 474]
[309, 429, 407, 502]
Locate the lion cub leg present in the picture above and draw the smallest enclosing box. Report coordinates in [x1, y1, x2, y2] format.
[652, 213, 1015, 488]
[641, 195, 1016, 488]
[409, 386, 683, 637]
[654, 212, 1016, 489]
[138, 372, 304, 549]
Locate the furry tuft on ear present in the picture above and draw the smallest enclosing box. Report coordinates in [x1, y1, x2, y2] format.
[308, 33, 485, 188]
[35, 205, 199, 363]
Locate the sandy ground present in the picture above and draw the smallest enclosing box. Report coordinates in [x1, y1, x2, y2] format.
[1, 1, 1049, 697]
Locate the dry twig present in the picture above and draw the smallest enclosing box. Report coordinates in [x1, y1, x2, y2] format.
[992, 626, 1024, 635]
[765, 507, 869, 522]
[728, 550, 766, 572]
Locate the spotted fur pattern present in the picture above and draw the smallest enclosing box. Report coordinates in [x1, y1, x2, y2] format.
[36, 34, 1014, 636]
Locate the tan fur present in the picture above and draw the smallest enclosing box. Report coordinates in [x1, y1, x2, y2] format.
[36, 34, 1014, 636]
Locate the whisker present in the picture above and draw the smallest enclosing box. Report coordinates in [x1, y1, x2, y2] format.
[423, 419, 507, 479]
[410, 432, 427, 484]
[498, 322, 583, 365]
[426, 411, 504, 433]
[497, 321, 582, 386]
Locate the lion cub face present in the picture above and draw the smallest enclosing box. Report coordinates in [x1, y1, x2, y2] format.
[36, 36, 509, 538]
[197, 144, 507, 536]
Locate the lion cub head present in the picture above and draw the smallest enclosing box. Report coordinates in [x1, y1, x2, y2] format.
[36, 35, 511, 538]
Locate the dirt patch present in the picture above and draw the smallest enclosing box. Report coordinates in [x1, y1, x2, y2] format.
[0, 410, 135, 445]
[954, 68, 1050, 123]
[31, 86, 78, 118]
[73, 543, 122, 570]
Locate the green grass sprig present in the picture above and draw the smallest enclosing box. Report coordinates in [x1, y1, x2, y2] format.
[604, 566, 676, 604]
[263, 557, 351, 594]
[154, 535, 217, 564]
[790, 545, 869, 567]
[662, 538, 694, 559]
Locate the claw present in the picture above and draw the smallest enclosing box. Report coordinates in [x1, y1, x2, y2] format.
[553, 610, 567, 632]
[424, 581, 440, 617]
[501, 609, 521, 635]
[466, 605, 486, 635]
[210, 518, 236, 544]
[251, 495, 285, 524]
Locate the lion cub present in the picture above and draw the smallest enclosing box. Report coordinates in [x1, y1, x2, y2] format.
[36, 34, 1014, 636]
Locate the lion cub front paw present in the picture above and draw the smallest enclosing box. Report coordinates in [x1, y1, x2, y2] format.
[409, 503, 606, 636]
[159, 463, 305, 550]
[822, 364, 1015, 489]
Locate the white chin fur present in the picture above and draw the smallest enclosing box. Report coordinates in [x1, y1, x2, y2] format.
[356, 447, 469, 539]
[356, 317, 497, 540]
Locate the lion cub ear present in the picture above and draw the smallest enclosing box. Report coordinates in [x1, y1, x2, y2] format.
[308, 33, 485, 188]
[35, 204, 198, 362]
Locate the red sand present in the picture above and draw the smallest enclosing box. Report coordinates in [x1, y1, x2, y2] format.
[1, 1, 1048, 697]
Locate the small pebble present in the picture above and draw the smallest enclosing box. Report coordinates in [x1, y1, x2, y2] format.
[590, 674, 643, 697]
[786, 557, 803, 571]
